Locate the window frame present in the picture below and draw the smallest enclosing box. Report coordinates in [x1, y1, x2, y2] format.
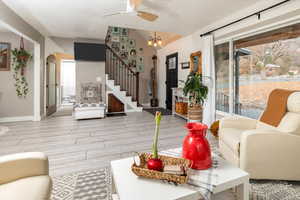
[214, 19, 300, 118]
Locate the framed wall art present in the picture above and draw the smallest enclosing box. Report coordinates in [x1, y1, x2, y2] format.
[127, 39, 135, 48]
[120, 28, 129, 37]
[112, 27, 120, 35]
[111, 35, 120, 42]
[190, 51, 202, 74]
[111, 42, 120, 52]
[0, 42, 11, 71]
[181, 62, 190, 69]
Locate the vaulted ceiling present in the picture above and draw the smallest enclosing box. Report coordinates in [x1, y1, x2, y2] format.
[2, 0, 265, 40]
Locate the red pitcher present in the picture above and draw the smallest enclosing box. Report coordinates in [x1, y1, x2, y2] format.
[182, 122, 212, 170]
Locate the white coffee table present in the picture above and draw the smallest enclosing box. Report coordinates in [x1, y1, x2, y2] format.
[111, 150, 249, 200]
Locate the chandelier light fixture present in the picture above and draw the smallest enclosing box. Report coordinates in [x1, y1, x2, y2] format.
[148, 32, 162, 47]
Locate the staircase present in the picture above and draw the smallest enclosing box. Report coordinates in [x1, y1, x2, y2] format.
[105, 45, 143, 112]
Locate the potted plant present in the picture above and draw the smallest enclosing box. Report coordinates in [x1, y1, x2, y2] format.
[147, 111, 163, 171]
[11, 47, 32, 98]
[183, 72, 208, 122]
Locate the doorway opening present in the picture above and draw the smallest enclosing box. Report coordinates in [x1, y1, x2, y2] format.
[60, 59, 76, 106]
[165, 53, 178, 110]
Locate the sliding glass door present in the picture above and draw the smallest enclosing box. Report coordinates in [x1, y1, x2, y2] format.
[215, 43, 230, 113]
[215, 23, 300, 119]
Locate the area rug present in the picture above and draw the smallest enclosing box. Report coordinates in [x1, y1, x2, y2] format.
[51, 168, 112, 200]
[144, 107, 172, 116]
[51, 167, 300, 200]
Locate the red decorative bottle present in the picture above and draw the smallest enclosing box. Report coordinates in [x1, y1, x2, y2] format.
[182, 122, 212, 170]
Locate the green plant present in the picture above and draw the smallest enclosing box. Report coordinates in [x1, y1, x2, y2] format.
[182, 72, 208, 106]
[11, 48, 32, 98]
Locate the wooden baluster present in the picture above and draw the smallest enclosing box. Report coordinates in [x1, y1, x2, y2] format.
[118, 60, 121, 86]
[136, 72, 139, 105]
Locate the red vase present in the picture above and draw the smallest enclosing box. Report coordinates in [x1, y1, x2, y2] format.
[182, 122, 212, 170]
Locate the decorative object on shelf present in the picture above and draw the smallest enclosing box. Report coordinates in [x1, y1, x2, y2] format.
[147, 32, 162, 47]
[183, 122, 212, 170]
[11, 37, 32, 98]
[183, 72, 208, 122]
[181, 61, 190, 69]
[0, 42, 11, 71]
[147, 112, 163, 171]
[132, 152, 190, 184]
[190, 51, 202, 73]
[150, 55, 158, 107]
[210, 120, 219, 138]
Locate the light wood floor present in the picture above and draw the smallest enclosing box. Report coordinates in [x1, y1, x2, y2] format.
[0, 112, 187, 176]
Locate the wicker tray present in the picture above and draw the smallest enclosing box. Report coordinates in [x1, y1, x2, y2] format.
[131, 153, 190, 184]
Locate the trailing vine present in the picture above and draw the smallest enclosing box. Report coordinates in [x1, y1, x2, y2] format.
[11, 46, 32, 98]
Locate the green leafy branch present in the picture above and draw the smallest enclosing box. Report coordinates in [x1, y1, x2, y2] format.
[11, 48, 32, 98]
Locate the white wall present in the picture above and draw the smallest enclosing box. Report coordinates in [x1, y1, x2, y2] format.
[50, 37, 107, 102]
[0, 32, 34, 118]
[128, 30, 156, 104]
[157, 0, 300, 108]
[76, 61, 105, 102]
[0, 1, 45, 121]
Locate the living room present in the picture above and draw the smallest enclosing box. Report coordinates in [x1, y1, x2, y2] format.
[0, 0, 300, 200]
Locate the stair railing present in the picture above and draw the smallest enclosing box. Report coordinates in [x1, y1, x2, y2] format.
[105, 45, 139, 104]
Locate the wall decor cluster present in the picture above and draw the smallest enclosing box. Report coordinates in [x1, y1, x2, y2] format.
[106, 26, 144, 72]
[11, 37, 32, 98]
[0, 42, 11, 71]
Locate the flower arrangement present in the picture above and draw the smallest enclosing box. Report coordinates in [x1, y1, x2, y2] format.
[147, 111, 163, 171]
[11, 47, 32, 98]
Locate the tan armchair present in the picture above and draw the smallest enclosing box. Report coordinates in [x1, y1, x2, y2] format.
[0, 152, 52, 200]
[219, 92, 300, 180]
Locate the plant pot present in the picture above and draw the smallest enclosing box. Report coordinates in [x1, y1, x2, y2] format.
[182, 122, 212, 170]
[188, 104, 202, 122]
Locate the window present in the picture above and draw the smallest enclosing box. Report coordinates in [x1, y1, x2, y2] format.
[215, 23, 300, 119]
[215, 43, 230, 113]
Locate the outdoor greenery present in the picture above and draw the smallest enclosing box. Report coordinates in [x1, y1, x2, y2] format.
[183, 72, 208, 106]
[11, 48, 32, 98]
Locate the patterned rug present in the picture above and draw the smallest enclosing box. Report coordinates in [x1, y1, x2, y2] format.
[51, 167, 300, 200]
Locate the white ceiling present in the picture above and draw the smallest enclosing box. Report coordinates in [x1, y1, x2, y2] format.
[2, 0, 265, 40]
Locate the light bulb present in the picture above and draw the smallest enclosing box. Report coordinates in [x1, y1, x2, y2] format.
[158, 40, 162, 45]
[153, 42, 157, 47]
[148, 40, 153, 46]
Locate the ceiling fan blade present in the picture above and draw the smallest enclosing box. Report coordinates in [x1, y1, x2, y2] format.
[103, 11, 128, 17]
[130, 0, 143, 9]
[137, 11, 158, 22]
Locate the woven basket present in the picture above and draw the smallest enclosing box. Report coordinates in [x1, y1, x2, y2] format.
[131, 153, 190, 184]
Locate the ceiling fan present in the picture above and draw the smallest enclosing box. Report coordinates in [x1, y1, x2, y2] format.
[103, 0, 158, 22]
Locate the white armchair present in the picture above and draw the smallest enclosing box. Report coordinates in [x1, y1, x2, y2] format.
[219, 92, 300, 180]
[0, 152, 52, 200]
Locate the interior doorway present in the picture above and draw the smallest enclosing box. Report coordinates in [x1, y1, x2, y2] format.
[165, 53, 178, 110]
[46, 55, 57, 116]
[60, 60, 76, 106]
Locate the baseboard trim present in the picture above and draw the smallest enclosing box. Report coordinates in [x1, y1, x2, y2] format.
[0, 116, 34, 123]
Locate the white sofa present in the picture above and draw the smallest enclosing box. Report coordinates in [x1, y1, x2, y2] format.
[0, 152, 52, 200]
[74, 103, 106, 120]
[219, 92, 300, 180]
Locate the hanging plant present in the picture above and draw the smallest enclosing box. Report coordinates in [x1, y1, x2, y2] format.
[11, 38, 32, 98]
